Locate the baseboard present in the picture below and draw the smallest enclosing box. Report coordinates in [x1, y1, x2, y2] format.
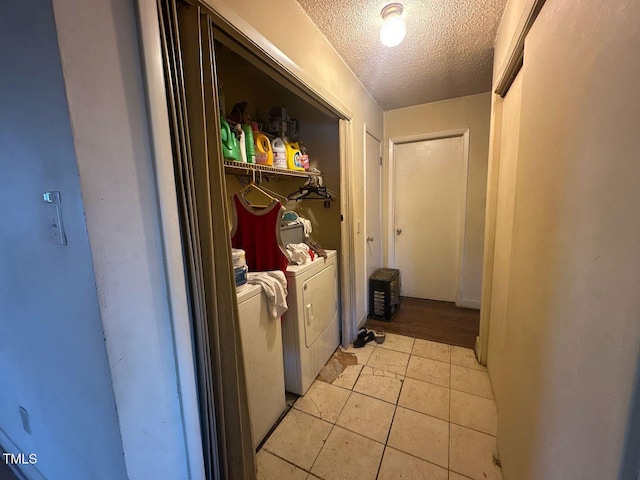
[0, 427, 45, 480]
[456, 298, 481, 309]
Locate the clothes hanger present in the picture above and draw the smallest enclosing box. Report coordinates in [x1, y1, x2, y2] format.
[287, 175, 335, 203]
[287, 187, 334, 201]
[237, 169, 286, 207]
[253, 171, 289, 206]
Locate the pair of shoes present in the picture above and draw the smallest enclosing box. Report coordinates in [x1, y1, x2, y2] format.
[353, 330, 375, 348]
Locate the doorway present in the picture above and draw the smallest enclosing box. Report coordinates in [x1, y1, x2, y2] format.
[367, 130, 478, 349]
[390, 132, 469, 303]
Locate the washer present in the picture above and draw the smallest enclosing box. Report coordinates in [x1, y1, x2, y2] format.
[236, 284, 286, 448]
[282, 250, 339, 395]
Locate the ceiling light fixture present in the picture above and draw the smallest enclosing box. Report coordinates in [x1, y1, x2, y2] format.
[380, 3, 406, 48]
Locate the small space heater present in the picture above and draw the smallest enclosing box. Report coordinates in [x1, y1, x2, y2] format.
[368, 268, 401, 321]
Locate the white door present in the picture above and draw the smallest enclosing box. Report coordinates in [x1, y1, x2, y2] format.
[365, 132, 383, 307]
[393, 136, 465, 301]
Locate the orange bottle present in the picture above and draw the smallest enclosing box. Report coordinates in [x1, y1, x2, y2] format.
[253, 125, 273, 166]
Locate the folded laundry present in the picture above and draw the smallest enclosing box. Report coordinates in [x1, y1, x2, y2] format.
[247, 271, 288, 320]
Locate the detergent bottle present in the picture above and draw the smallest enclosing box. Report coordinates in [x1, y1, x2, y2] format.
[242, 124, 255, 163]
[284, 140, 305, 171]
[252, 125, 273, 166]
[299, 142, 310, 171]
[271, 137, 287, 169]
[233, 123, 247, 163]
[220, 119, 240, 161]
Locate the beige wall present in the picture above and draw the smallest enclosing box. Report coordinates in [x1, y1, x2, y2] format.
[485, 0, 640, 478]
[205, 0, 383, 330]
[384, 93, 492, 306]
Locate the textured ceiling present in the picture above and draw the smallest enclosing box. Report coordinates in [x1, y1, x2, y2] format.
[296, 0, 507, 110]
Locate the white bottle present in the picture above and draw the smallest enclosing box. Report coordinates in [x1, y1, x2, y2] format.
[271, 137, 287, 169]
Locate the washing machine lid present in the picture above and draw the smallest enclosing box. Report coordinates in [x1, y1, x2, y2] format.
[236, 283, 262, 303]
[302, 262, 338, 348]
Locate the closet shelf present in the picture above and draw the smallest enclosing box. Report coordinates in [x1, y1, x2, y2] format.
[223, 160, 320, 179]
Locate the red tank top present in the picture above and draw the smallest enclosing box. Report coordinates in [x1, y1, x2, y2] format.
[231, 193, 288, 272]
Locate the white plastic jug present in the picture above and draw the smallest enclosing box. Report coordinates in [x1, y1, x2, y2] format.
[271, 137, 287, 169]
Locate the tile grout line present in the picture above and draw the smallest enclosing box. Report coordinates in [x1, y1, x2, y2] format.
[403, 364, 494, 401]
[306, 389, 351, 478]
[260, 448, 312, 476]
[307, 352, 372, 478]
[374, 353, 405, 480]
[375, 403, 398, 479]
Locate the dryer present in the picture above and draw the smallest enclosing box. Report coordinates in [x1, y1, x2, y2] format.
[282, 250, 339, 395]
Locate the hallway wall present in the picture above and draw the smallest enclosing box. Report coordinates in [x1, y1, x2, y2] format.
[384, 93, 492, 307]
[485, 0, 640, 478]
[0, 1, 127, 478]
[51, 0, 201, 478]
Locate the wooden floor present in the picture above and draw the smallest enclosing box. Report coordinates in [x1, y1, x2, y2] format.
[365, 297, 480, 349]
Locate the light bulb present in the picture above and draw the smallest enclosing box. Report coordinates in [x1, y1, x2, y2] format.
[380, 3, 406, 47]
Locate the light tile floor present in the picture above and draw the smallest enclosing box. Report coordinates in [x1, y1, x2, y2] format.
[258, 333, 503, 480]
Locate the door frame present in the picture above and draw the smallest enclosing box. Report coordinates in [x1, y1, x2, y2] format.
[363, 126, 382, 326]
[387, 129, 470, 306]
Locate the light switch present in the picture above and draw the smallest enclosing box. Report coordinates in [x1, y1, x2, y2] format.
[19, 406, 31, 435]
[43, 191, 67, 245]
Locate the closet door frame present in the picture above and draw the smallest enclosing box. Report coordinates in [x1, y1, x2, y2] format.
[188, 1, 357, 352]
[195, 1, 356, 347]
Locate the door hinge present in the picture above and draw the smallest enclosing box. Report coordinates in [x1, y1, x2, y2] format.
[379, 156, 383, 166]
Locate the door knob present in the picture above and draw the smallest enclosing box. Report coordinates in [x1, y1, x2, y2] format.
[396, 227, 403, 235]
[366, 236, 374, 242]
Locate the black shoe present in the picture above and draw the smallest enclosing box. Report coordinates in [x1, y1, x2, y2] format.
[353, 331, 375, 348]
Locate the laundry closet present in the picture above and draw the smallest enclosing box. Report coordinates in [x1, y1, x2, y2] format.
[157, 0, 352, 460]
[215, 37, 344, 448]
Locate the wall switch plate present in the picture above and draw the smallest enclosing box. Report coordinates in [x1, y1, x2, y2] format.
[43, 191, 67, 245]
[19, 406, 31, 435]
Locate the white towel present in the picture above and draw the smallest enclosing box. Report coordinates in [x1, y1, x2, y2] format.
[247, 271, 288, 319]
[285, 243, 312, 265]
